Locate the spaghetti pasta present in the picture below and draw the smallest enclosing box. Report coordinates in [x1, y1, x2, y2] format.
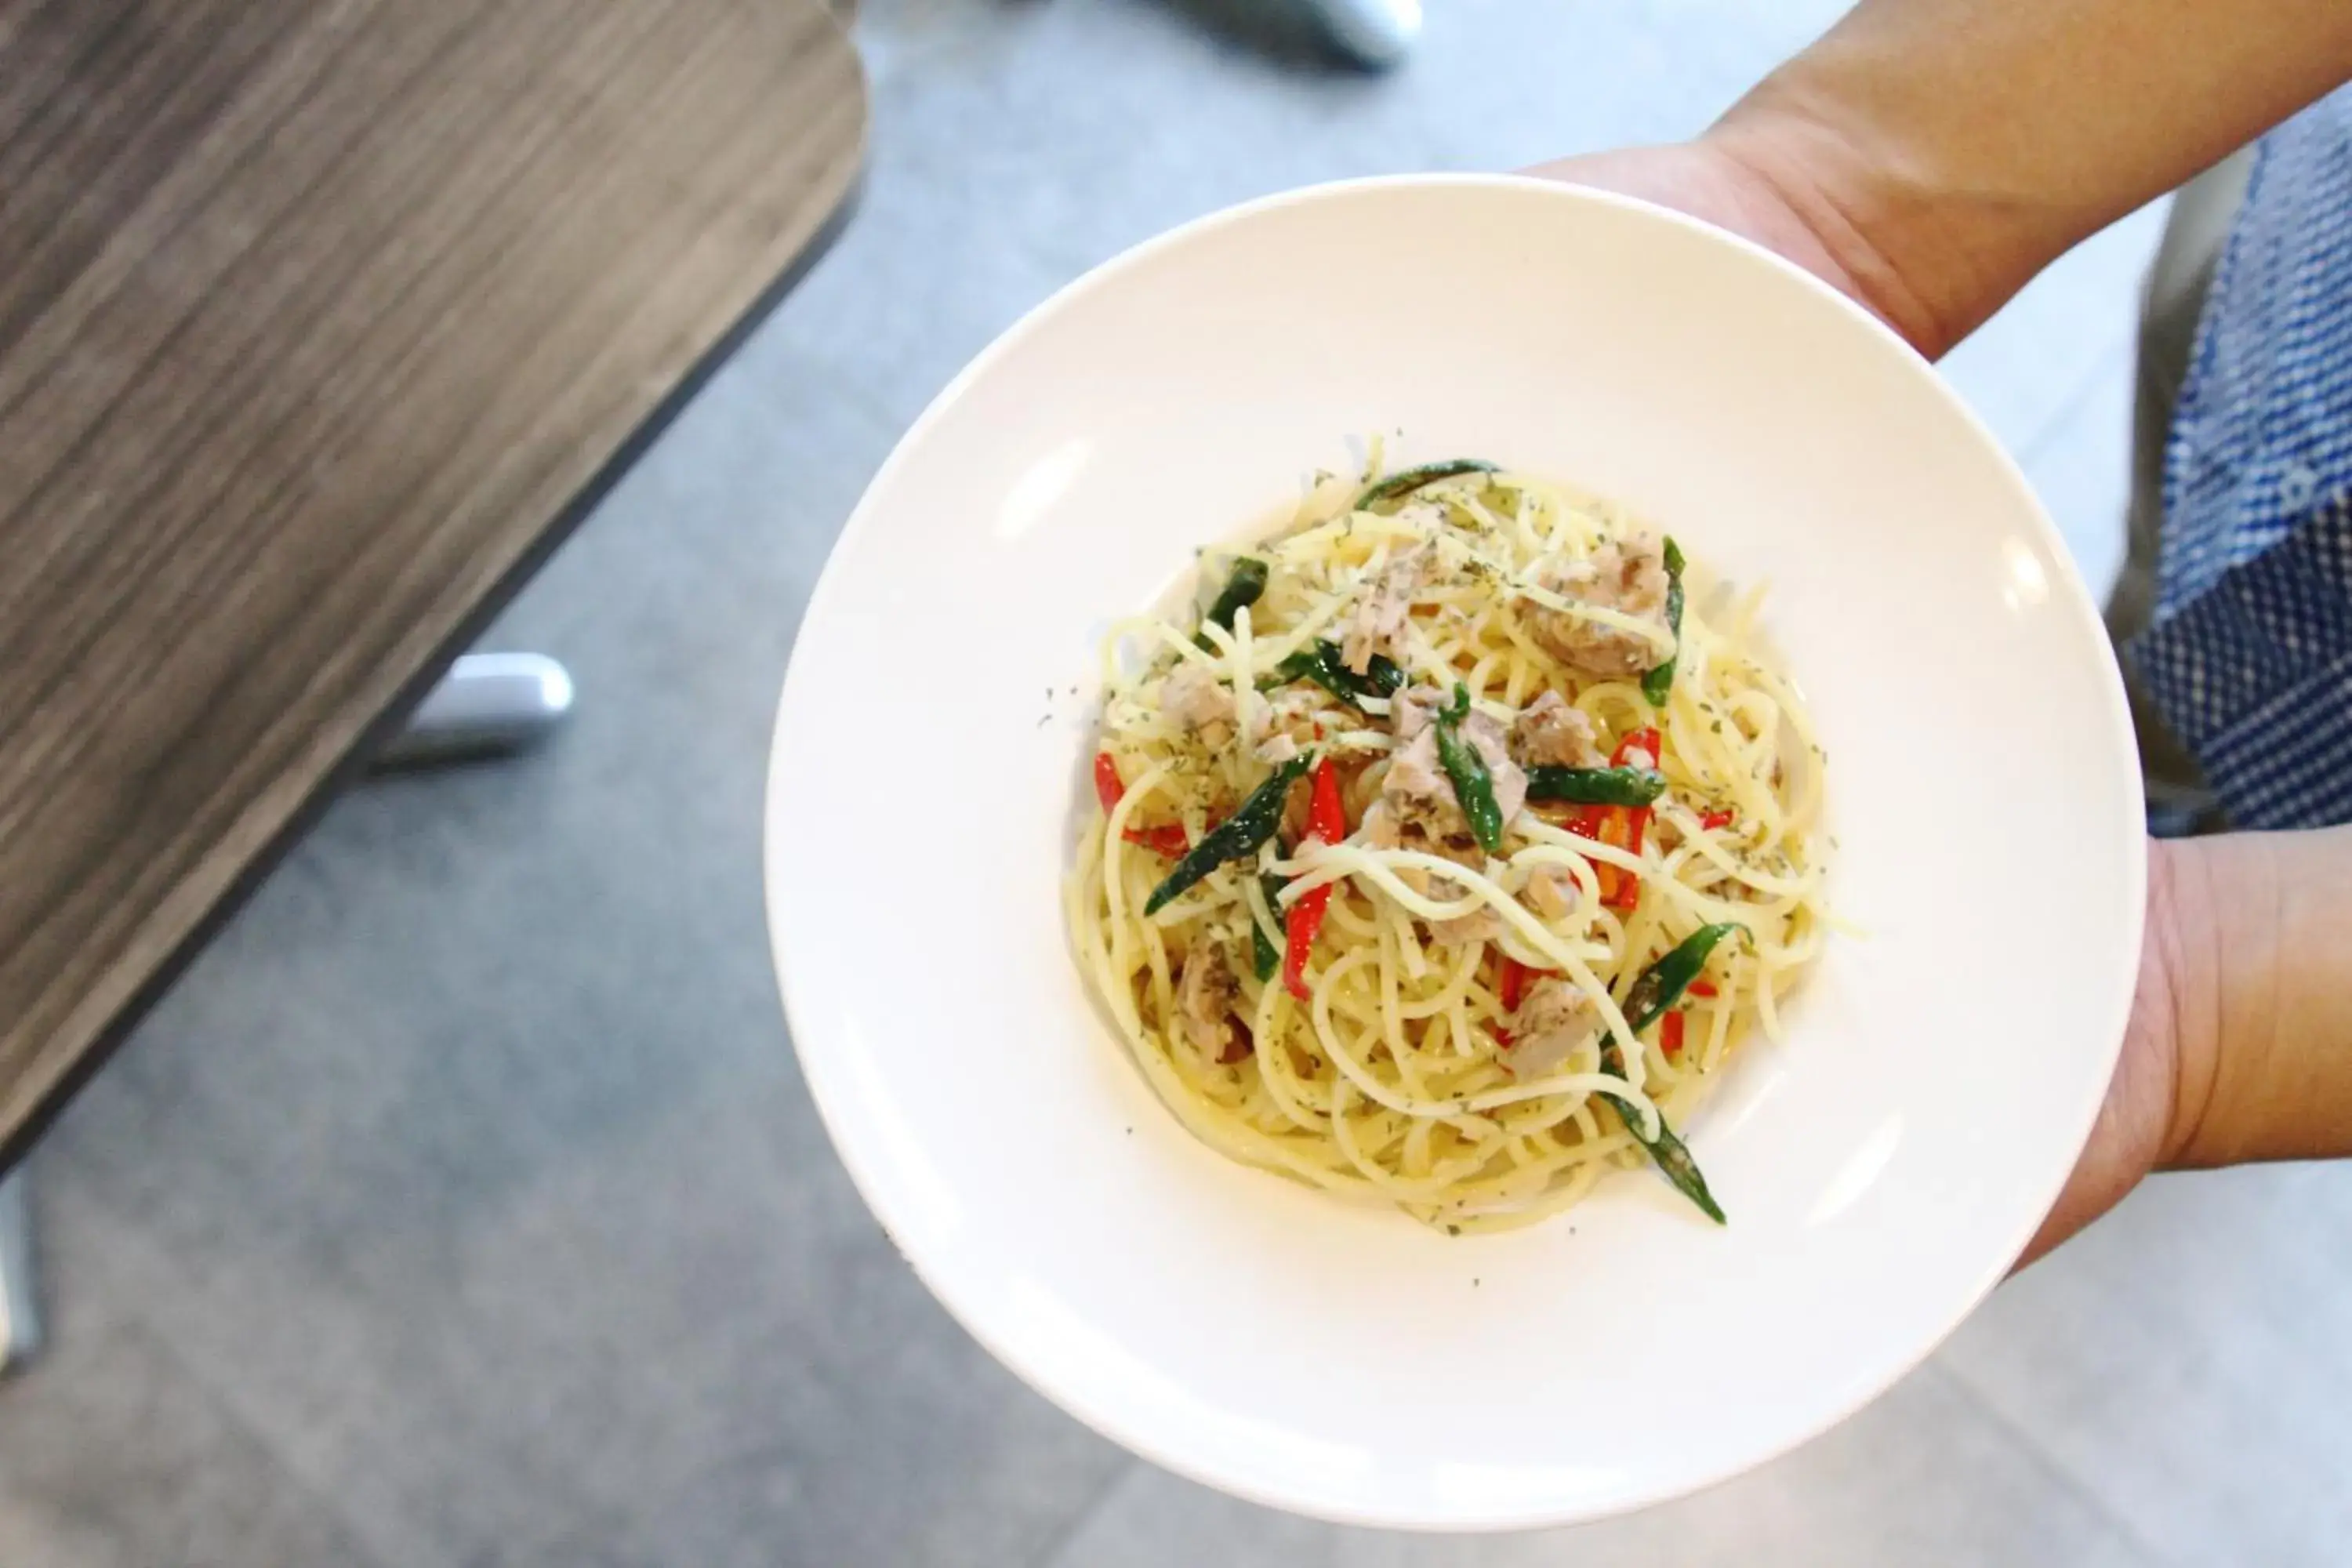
[1067, 454, 1829, 1232]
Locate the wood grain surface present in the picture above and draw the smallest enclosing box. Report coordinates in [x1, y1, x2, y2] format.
[0, 0, 866, 1163]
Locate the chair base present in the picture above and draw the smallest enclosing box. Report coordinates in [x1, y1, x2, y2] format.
[0, 1172, 39, 1374]
[371, 652, 574, 771]
[1301, 0, 1421, 68]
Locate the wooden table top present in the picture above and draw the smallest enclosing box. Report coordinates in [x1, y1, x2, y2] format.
[0, 0, 866, 1167]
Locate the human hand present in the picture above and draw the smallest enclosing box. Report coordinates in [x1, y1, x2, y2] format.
[1526, 117, 1987, 362]
[2013, 840, 2198, 1269]
[1528, 140, 1886, 323]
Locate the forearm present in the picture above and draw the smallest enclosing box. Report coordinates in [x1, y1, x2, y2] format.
[1710, 0, 2352, 356]
[2158, 829, 2352, 1171]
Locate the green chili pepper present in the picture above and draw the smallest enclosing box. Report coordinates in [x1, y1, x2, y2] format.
[1194, 557, 1269, 650]
[1584, 921, 1748, 1223]
[1433, 683, 1506, 855]
[1144, 757, 1310, 916]
[1250, 873, 1287, 982]
[1353, 459, 1499, 512]
[1622, 921, 1745, 1033]
[1640, 537, 1686, 706]
[1596, 1049, 1726, 1225]
[1261, 640, 1406, 706]
[1523, 764, 1668, 807]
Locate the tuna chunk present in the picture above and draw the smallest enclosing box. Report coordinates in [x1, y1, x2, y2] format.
[1341, 548, 1429, 675]
[1378, 713, 1526, 844]
[1508, 976, 1597, 1077]
[1175, 945, 1248, 1065]
[1509, 691, 1605, 768]
[1161, 664, 1236, 735]
[1524, 536, 1672, 679]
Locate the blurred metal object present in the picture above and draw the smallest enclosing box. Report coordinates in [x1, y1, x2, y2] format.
[372, 652, 575, 770]
[0, 1172, 37, 1372]
[1303, 0, 1421, 68]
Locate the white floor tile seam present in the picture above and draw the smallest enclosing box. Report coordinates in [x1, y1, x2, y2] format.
[1027, 1360, 2175, 1565]
[125, 1330, 408, 1568]
[1029, 1452, 1149, 1568]
[1918, 1351, 2181, 1568]
[35, 1178, 473, 1568]
[853, 5, 1040, 87]
[710, 297, 915, 447]
[14, 1201, 387, 1566]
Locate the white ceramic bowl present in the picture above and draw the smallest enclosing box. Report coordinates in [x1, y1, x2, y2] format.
[766, 176, 2145, 1530]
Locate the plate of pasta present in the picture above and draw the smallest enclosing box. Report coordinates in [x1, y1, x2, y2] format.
[1073, 456, 1827, 1234]
[767, 176, 2145, 1529]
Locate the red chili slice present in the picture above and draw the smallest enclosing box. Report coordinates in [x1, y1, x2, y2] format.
[1093, 751, 1124, 815]
[1120, 823, 1191, 858]
[1498, 956, 1538, 1013]
[1589, 731, 1658, 910]
[1280, 757, 1351, 1001]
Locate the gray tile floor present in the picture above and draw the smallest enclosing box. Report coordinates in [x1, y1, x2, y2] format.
[5, 2, 2346, 1563]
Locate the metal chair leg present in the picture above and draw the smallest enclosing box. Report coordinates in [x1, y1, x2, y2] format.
[372, 652, 575, 771]
[1299, 0, 1421, 68]
[0, 1171, 39, 1373]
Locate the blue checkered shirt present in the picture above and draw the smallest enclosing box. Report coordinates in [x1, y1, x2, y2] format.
[2135, 87, 2352, 828]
